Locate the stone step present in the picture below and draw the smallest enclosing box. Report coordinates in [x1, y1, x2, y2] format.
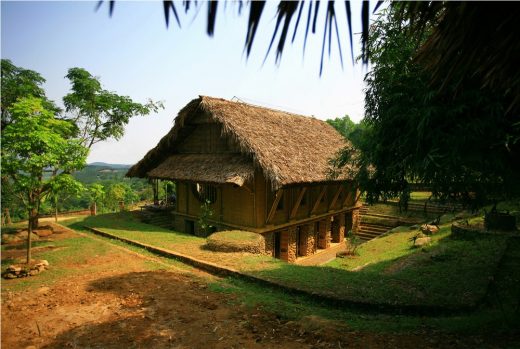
[359, 224, 389, 233]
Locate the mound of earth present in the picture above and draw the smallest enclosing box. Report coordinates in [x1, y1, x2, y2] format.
[205, 230, 265, 254]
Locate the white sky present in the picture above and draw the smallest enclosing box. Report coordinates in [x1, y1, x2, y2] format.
[2, 1, 375, 165]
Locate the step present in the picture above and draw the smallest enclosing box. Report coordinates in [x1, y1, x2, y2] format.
[357, 228, 385, 236]
[360, 222, 390, 230]
[359, 225, 389, 233]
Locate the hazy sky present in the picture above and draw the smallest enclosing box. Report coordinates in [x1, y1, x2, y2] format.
[2, 1, 374, 164]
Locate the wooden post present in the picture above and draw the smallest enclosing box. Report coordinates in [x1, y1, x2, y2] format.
[153, 179, 159, 205]
[4, 208, 12, 225]
[266, 189, 284, 224]
[290, 187, 307, 219]
[311, 186, 327, 215]
[328, 185, 343, 211]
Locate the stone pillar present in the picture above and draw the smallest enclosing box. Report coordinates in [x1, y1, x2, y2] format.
[264, 232, 274, 256]
[280, 227, 297, 262]
[298, 224, 311, 256]
[338, 213, 346, 242]
[331, 214, 346, 243]
[351, 208, 361, 234]
[318, 219, 331, 249]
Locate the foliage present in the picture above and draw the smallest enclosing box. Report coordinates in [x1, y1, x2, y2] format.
[1, 97, 88, 261]
[97, 1, 377, 73]
[343, 230, 361, 256]
[336, 7, 519, 206]
[0, 59, 60, 129]
[47, 174, 85, 220]
[198, 200, 215, 236]
[63, 67, 163, 149]
[326, 115, 369, 150]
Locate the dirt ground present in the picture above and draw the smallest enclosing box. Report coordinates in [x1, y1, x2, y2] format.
[0, 227, 514, 348]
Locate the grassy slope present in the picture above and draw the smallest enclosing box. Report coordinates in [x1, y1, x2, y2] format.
[68, 212, 509, 310]
[3, 215, 518, 335]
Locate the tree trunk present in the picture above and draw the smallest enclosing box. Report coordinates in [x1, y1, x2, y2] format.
[30, 206, 39, 230]
[54, 196, 58, 222]
[26, 209, 33, 264]
[4, 208, 12, 225]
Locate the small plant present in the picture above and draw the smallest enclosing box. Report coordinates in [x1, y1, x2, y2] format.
[198, 199, 215, 237]
[409, 232, 422, 245]
[344, 230, 361, 256]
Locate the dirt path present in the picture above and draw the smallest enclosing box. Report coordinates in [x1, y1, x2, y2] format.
[1, 228, 512, 349]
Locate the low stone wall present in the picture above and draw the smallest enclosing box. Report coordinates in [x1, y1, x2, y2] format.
[2, 260, 49, 279]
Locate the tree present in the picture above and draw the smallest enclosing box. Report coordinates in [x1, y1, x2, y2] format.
[47, 175, 85, 222]
[104, 183, 128, 211]
[63, 67, 163, 149]
[88, 183, 105, 214]
[326, 115, 355, 139]
[1, 97, 88, 263]
[1, 59, 60, 129]
[326, 115, 368, 150]
[336, 7, 519, 206]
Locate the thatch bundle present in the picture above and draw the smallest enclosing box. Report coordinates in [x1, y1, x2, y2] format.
[127, 96, 355, 189]
[205, 230, 265, 254]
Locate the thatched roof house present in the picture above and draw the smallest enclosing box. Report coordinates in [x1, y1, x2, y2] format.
[128, 96, 360, 262]
[127, 96, 354, 189]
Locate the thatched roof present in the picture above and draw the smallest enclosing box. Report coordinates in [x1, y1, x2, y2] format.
[148, 154, 254, 186]
[127, 96, 354, 189]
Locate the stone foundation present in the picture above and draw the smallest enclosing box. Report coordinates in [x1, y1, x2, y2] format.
[318, 219, 331, 249]
[331, 214, 346, 242]
[280, 227, 297, 262]
[351, 209, 361, 234]
[298, 224, 312, 256]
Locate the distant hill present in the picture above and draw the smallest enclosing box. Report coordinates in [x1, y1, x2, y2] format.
[88, 162, 132, 169]
[74, 163, 133, 183]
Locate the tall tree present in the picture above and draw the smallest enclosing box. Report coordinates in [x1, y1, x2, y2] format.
[63, 67, 163, 149]
[337, 6, 519, 205]
[0, 59, 60, 129]
[1, 97, 88, 263]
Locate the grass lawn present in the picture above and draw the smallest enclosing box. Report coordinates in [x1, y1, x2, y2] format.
[64, 213, 281, 272]
[3, 214, 517, 338]
[1, 228, 161, 293]
[64, 212, 512, 311]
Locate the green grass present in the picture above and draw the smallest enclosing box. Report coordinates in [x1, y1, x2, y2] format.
[243, 225, 507, 308]
[61, 219, 194, 272]
[1, 234, 113, 292]
[79, 212, 203, 246]
[73, 212, 509, 311]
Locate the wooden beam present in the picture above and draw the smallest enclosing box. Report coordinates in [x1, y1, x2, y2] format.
[290, 187, 307, 219]
[266, 189, 284, 224]
[311, 186, 327, 215]
[343, 188, 353, 207]
[328, 185, 344, 211]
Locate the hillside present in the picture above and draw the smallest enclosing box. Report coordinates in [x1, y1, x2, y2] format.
[74, 163, 132, 184]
